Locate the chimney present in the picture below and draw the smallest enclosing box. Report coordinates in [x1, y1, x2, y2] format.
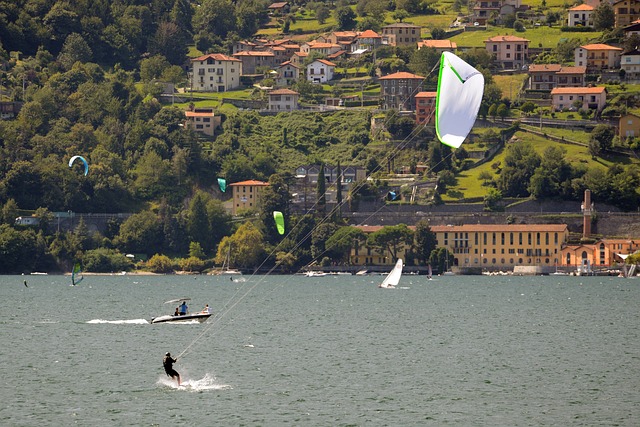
[582, 189, 592, 238]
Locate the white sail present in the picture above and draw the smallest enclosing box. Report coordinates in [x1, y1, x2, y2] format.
[379, 259, 403, 289]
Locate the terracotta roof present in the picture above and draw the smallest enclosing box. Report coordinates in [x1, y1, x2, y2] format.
[556, 66, 586, 74]
[307, 42, 340, 49]
[333, 31, 358, 37]
[568, 4, 594, 10]
[417, 39, 457, 49]
[430, 224, 569, 233]
[191, 53, 241, 62]
[579, 44, 623, 51]
[415, 91, 437, 98]
[358, 29, 381, 38]
[528, 64, 562, 72]
[269, 88, 299, 95]
[550, 86, 606, 94]
[484, 35, 530, 42]
[268, 2, 288, 8]
[185, 111, 214, 117]
[313, 59, 337, 67]
[228, 180, 270, 187]
[278, 60, 299, 68]
[293, 51, 308, 56]
[379, 71, 425, 80]
[233, 51, 275, 57]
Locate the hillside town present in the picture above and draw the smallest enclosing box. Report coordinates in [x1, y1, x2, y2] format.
[1, 0, 639, 276]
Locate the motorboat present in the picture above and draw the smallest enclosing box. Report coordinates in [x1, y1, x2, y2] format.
[150, 298, 212, 324]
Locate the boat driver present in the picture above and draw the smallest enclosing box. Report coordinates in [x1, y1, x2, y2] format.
[179, 301, 188, 315]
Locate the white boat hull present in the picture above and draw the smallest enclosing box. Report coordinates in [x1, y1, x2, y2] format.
[150, 313, 212, 324]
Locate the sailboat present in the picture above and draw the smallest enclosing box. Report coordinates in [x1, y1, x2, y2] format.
[217, 245, 242, 276]
[427, 264, 433, 280]
[71, 262, 84, 286]
[378, 259, 403, 289]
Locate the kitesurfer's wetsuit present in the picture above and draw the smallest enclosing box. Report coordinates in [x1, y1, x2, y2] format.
[163, 355, 180, 380]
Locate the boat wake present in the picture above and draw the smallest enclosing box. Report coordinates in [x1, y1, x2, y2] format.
[157, 373, 231, 392]
[86, 319, 149, 324]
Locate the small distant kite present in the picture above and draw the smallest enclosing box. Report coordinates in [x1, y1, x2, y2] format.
[273, 211, 285, 235]
[435, 52, 485, 149]
[217, 178, 226, 192]
[69, 155, 89, 176]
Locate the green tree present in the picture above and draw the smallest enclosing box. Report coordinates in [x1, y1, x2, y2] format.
[187, 191, 211, 251]
[316, 6, 330, 24]
[589, 124, 615, 157]
[498, 141, 541, 197]
[529, 146, 572, 198]
[140, 55, 171, 82]
[413, 220, 437, 265]
[115, 210, 163, 256]
[593, 3, 615, 30]
[367, 224, 414, 262]
[334, 6, 357, 30]
[146, 254, 175, 273]
[57, 33, 93, 70]
[483, 187, 503, 211]
[84, 248, 133, 273]
[216, 222, 265, 269]
[325, 226, 367, 264]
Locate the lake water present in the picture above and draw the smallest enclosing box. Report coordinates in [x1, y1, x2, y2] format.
[1, 273, 639, 426]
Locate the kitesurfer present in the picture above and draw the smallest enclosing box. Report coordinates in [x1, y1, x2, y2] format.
[163, 352, 181, 386]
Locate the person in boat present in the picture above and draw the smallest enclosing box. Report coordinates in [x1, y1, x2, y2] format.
[174, 307, 179, 316]
[179, 301, 188, 315]
[163, 352, 180, 386]
[202, 304, 210, 314]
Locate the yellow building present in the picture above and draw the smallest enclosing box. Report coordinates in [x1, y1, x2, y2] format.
[228, 180, 269, 215]
[429, 224, 570, 270]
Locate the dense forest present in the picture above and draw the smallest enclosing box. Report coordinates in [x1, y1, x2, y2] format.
[0, 0, 639, 274]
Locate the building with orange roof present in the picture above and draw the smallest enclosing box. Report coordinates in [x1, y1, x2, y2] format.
[348, 223, 570, 269]
[484, 35, 529, 69]
[574, 43, 622, 71]
[300, 41, 342, 56]
[307, 59, 337, 83]
[228, 180, 270, 215]
[415, 91, 437, 125]
[528, 64, 586, 90]
[232, 51, 277, 74]
[184, 108, 221, 137]
[550, 86, 607, 112]
[356, 29, 383, 51]
[190, 53, 242, 92]
[417, 39, 457, 53]
[268, 88, 299, 112]
[567, 4, 595, 27]
[275, 61, 300, 86]
[613, 0, 640, 27]
[290, 51, 308, 68]
[379, 72, 424, 111]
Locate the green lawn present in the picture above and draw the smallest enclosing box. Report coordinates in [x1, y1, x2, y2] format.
[450, 25, 603, 49]
[493, 74, 529, 100]
[448, 129, 634, 200]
